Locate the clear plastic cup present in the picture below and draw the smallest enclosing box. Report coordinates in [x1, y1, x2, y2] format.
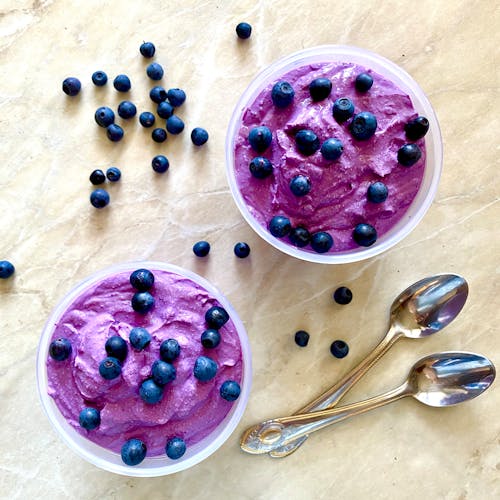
[36, 261, 252, 477]
[225, 45, 443, 264]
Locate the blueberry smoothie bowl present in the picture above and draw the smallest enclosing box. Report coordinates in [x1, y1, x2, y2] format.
[37, 262, 252, 476]
[226, 46, 442, 263]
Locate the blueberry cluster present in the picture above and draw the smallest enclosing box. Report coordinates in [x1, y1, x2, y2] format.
[192, 240, 251, 259]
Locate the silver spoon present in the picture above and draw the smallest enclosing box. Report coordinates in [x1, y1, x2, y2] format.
[241, 351, 495, 454]
[269, 274, 468, 458]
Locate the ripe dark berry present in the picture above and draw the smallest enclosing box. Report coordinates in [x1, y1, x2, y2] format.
[166, 115, 184, 134]
[248, 126, 272, 152]
[146, 63, 164, 81]
[193, 355, 218, 382]
[95, 106, 115, 128]
[62, 77, 81, 96]
[121, 439, 147, 466]
[165, 437, 186, 460]
[139, 111, 155, 128]
[201, 329, 221, 348]
[367, 182, 388, 203]
[330, 340, 349, 358]
[152, 128, 167, 143]
[193, 241, 210, 257]
[295, 129, 320, 156]
[106, 167, 121, 182]
[397, 144, 422, 166]
[130, 269, 154, 291]
[249, 157, 273, 179]
[117, 101, 137, 119]
[288, 227, 310, 248]
[160, 339, 180, 362]
[271, 81, 295, 108]
[90, 189, 110, 208]
[294, 330, 310, 347]
[91, 71, 107, 87]
[151, 155, 169, 173]
[79, 407, 101, 430]
[166, 88, 186, 107]
[105, 335, 128, 362]
[149, 86, 167, 103]
[0, 260, 15, 279]
[352, 223, 377, 247]
[269, 215, 291, 238]
[321, 138, 343, 161]
[106, 124, 124, 142]
[205, 306, 229, 329]
[310, 231, 334, 253]
[140, 41, 156, 58]
[332, 97, 355, 122]
[308, 78, 332, 101]
[350, 112, 377, 140]
[49, 338, 72, 361]
[234, 242, 250, 258]
[99, 357, 121, 379]
[151, 360, 176, 385]
[191, 127, 209, 146]
[113, 74, 131, 92]
[129, 327, 151, 351]
[289, 175, 311, 197]
[405, 116, 429, 141]
[219, 380, 241, 401]
[235, 22, 252, 39]
[131, 292, 155, 314]
[139, 379, 164, 404]
[333, 286, 353, 305]
[157, 101, 174, 119]
[355, 72, 373, 92]
[89, 169, 106, 185]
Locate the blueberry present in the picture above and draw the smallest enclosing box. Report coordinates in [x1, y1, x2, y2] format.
[113, 74, 131, 92]
[191, 127, 209, 146]
[139, 111, 156, 128]
[129, 327, 151, 351]
[288, 226, 310, 247]
[94, 106, 115, 128]
[310, 231, 333, 253]
[367, 181, 388, 203]
[294, 330, 310, 347]
[105, 335, 128, 362]
[99, 357, 121, 380]
[140, 378, 164, 404]
[405, 116, 429, 141]
[165, 437, 186, 460]
[295, 129, 320, 156]
[269, 215, 291, 238]
[332, 97, 355, 122]
[333, 286, 353, 305]
[201, 329, 221, 348]
[397, 144, 422, 166]
[308, 78, 332, 101]
[166, 88, 186, 107]
[79, 407, 101, 430]
[205, 306, 229, 329]
[91, 71, 108, 87]
[140, 41, 156, 58]
[151, 360, 176, 385]
[152, 155, 169, 173]
[0, 260, 14, 279]
[62, 77, 81, 96]
[219, 380, 241, 401]
[117, 101, 137, 119]
[149, 86, 167, 103]
[157, 101, 174, 119]
[321, 138, 344, 161]
[106, 124, 124, 142]
[90, 188, 110, 208]
[152, 128, 167, 143]
[166, 115, 184, 134]
[130, 268, 155, 291]
[330, 340, 349, 358]
[234, 242, 250, 258]
[248, 126, 272, 152]
[146, 62, 164, 81]
[131, 292, 155, 314]
[193, 240, 210, 257]
[355, 72, 374, 92]
[350, 112, 377, 140]
[249, 157, 273, 179]
[48, 338, 72, 361]
[121, 438, 147, 466]
[193, 356, 217, 382]
[106, 167, 121, 182]
[271, 81, 295, 108]
[89, 169, 106, 185]
[235, 22, 252, 39]
[289, 175, 311, 197]
[160, 339, 180, 362]
[352, 223, 377, 247]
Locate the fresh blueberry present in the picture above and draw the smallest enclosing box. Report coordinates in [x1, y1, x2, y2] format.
[289, 175, 311, 197]
[129, 327, 151, 351]
[405, 116, 429, 141]
[117, 101, 137, 119]
[355, 72, 374, 92]
[90, 188, 110, 208]
[191, 127, 209, 146]
[294, 330, 310, 347]
[397, 144, 422, 166]
[352, 223, 377, 247]
[89, 169, 106, 185]
[48, 338, 72, 361]
[149, 86, 167, 103]
[332, 97, 355, 122]
[205, 306, 229, 329]
[310, 231, 334, 253]
[140, 378, 164, 404]
[99, 357, 122, 379]
[139, 111, 155, 128]
[62, 77, 81, 96]
[367, 181, 388, 203]
[308, 78, 332, 101]
[271, 81, 295, 108]
[165, 437, 186, 460]
[333, 286, 353, 305]
[234, 242, 250, 258]
[330, 340, 349, 358]
[193, 241, 210, 257]
[105, 335, 128, 362]
[91, 71, 108, 87]
[288, 226, 311, 248]
[193, 355, 217, 382]
[269, 215, 291, 238]
[201, 329, 221, 348]
[146, 62, 164, 81]
[160, 339, 180, 362]
[131, 292, 155, 314]
[166, 115, 184, 134]
[157, 101, 174, 118]
[121, 438, 147, 466]
[248, 126, 272, 152]
[219, 380, 241, 401]
[94, 106, 115, 128]
[295, 129, 320, 156]
[140, 41, 156, 58]
[130, 268, 155, 291]
[113, 74, 131, 92]
[166, 88, 186, 107]
[0, 260, 15, 279]
[321, 138, 344, 161]
[79, 407, 101, 430]
[249, 157, 273, 179]
[106, 124, 124, 142]
[152, 155, 169, 173]
[152, 128, 167, 143]
[151, 360, 176, 385]
[350, 112, 377, 140]
[235, 22, 252, 39]
[106, 167, 121, 182]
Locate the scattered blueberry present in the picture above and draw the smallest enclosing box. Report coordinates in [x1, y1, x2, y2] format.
[249, 157, 273, 179]
[113, 74, 131, 92]
[321, 138, 344, 161]
[152, 155, 169, 173]
[106, 123, 124, 142]
[157, 101, 174, 119]
[129, 327, 151, 351]
[149, 86, 167, 103]
[248, 126, 272, 152]
[131, 292, 155, 314]
[219, 380, 241, 401]
[308, 78, 332, 101]
[201, 329, 221, 348]
[0, 260, 14, 279]
[235, 22, 252, 39]
[62, 77, 81, 96]
[117, 100, 137, 119]
[352, 223, 377, 247]
[106, 166, 121, 182]
[140, 41, 156, 58]
[397, 144, 422, 166]
[99, 357, 122, 380]
[94, 106, 115, 128]
[310, 231, 334, 253]
[289, 175, 311, 197]
[205, 306, 229, 329]
[350, 112, 377, 140]
[79, 407, 101, 430]
[405, 116, 429, 141]
[146, 62, 164, 81]
[48, 338, 72, 361]
[90, 188, 110, 208]
[367, 181, 388, 203]
[355, 72, 374, 92]
[91, 71, 108, 87]
[330, 340, 349, 359]
[151, 360, 176, 385]
[294, 330, 310, 347]
[152, 128, 167, 143]
[105, 335, 128, 362]
[295, 129, 320, 156]
[333, 286, 353, 305]
[89, 169, 106, 185]
[166, 115, 184, 134]
[271, 81, 295, 108]
[166, 88, 186, 107]
[288, 226, 311, 247]
[191, 127, 209, 146]
[121, 438, 147, 466]
[165, 437, 186, 460]
[269, 215, 291, 238]
[193, 240, 210, 257]
[332, 97, 355, 122]
[234, 242, 250, 258]
[130, 269, 155, 291]
[160, 339, 180, 362]
[139, 111, 155, 128]
[193, 355, 218, 382]
[140, 378, 164, 404]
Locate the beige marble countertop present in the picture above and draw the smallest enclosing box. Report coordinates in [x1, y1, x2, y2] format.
[1, 1, 499, 498]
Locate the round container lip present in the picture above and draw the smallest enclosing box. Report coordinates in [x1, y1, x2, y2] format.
[36, 261, 252, 477]
[225, 44, 443, 264]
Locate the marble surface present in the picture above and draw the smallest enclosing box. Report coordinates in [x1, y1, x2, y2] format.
[0, 1, 499, 498]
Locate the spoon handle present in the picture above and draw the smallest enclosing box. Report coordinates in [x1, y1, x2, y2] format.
[268, 326, 401, 458]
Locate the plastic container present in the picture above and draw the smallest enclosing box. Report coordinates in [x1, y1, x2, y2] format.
[37, 261, 252, 477]
[225, 45, 443, 264]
